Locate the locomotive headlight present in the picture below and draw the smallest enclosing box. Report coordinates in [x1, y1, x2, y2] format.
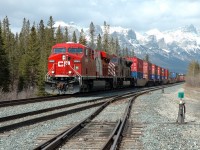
[68, 71, 72, 74]
[49, 60, 55, 63]
[52, 70, 55, 74]
[62, 55, 66, 60]
[75, 66, 79, 70]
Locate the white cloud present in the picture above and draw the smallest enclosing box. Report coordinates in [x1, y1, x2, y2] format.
[0, 0, 200, 32]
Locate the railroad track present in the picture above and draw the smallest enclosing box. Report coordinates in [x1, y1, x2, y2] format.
[0, 84, 179, 134]
[0, 95, 72, 108]
[119, 121, 145, 149]
[0, 86, 142, 108]
[0, 83, 181, 108]
[0, 84, 181, 149]
[0, 96, 113, 133]
[0, 96, 114, 123]
[33, 85, 169, 150]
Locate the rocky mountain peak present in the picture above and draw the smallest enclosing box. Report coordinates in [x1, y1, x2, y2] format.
[54, 21, 200, 73]
[182, 24, 197, 34]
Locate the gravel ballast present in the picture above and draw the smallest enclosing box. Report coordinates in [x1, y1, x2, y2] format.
[0, 107, 98, 150]
[2, 84, 199, 150]
[131, 84, 200, 150]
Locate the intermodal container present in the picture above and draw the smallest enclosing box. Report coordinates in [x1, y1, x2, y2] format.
[131, 71, 143, 79]
[161, 68, 165, 79]
[127, 57, 143, 73]
[152, 64, 158, 80]
[165, 69, 169, 79]
[169, 72, 178, 79]
[143, 61, 152, 79]
[157, 66, 161, 80]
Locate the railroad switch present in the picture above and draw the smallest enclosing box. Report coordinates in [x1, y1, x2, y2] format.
[177, 92, 186, 124]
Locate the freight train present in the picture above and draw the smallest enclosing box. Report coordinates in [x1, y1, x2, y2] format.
[45, 42, 185, 94]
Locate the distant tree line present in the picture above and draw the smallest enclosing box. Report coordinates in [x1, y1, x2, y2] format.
[186, 60, 200, 87]
[0, 16, 135, 97]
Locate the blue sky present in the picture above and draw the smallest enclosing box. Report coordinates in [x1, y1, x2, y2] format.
[1, 0, 200, 33]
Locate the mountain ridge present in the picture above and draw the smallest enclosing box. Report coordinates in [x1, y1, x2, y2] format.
[54, 21, 200, 73]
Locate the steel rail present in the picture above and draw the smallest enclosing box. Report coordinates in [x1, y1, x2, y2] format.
[33, 95, 124, 150]
[0, 90, 143, 133]
[33, 84, 178, 150]
[0, 101, 106, 133]
[0, 84, 177, 134]
[0, 83, 181, 108]
[0, 95, 113, 123]
[0, 86, 139, 108]
[103, 86, 167, 150]
[0, 95, 72, 108]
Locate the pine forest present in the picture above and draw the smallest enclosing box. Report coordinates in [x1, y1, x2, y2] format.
[0, 16, 199, 100]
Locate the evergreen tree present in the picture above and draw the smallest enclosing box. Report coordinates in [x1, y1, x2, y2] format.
[37, 20, 46, 55]
[18, 18, 31, 91]
[79, 29, 87, 45]
[64, 27, 70, 42]
[72, 31, 77, 43]
[37, 20, 47, 95]
[27, 25, 40, 88]
[96, 34, 102, 50]
[56, 25, 63, 43]
[125, 47, 128, 57]
[0, 22, 10, 92]
[144, 54, 150, 62]
[19, 18, 30, 55]
[46, 16, 55, 55]
[89, 22, 95, 49]
[115, 37, 120, 56]
[120, 48, 126, 57]
[103, 21, 110, 53]
[2, 16, 11, 52]
[130, 49, 135, 57]
[109, 37, 115, 54]
[2, 16, 16, 89]
[118, 48, 123, 57]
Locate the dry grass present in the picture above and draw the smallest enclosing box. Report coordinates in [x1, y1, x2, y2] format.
[184, 85, 200, 100]
[0, 88, 37, 101]
[185, 74, 200, 100]
[186, 74, 200, 87]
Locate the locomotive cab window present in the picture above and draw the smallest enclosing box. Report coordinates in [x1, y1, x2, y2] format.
[54, 48, 66, 53]
[68, 48, 83, 53]
[111, 58, 118, 63]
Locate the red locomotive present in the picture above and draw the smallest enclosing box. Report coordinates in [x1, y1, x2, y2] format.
[45, 42, 133, 94]
[45, 42, 184, 94]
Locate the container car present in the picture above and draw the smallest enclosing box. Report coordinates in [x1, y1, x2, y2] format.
[127, 57, 147, 86]
[169, 72, 178, 83]
[45, 42, 184, 94]
[45, 42, 134, 94]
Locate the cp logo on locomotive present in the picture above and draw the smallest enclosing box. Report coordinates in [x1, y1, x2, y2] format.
[58, 61, 70, 67]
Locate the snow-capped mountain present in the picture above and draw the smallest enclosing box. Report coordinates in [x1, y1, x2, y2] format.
[54, 22, 200, 73]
